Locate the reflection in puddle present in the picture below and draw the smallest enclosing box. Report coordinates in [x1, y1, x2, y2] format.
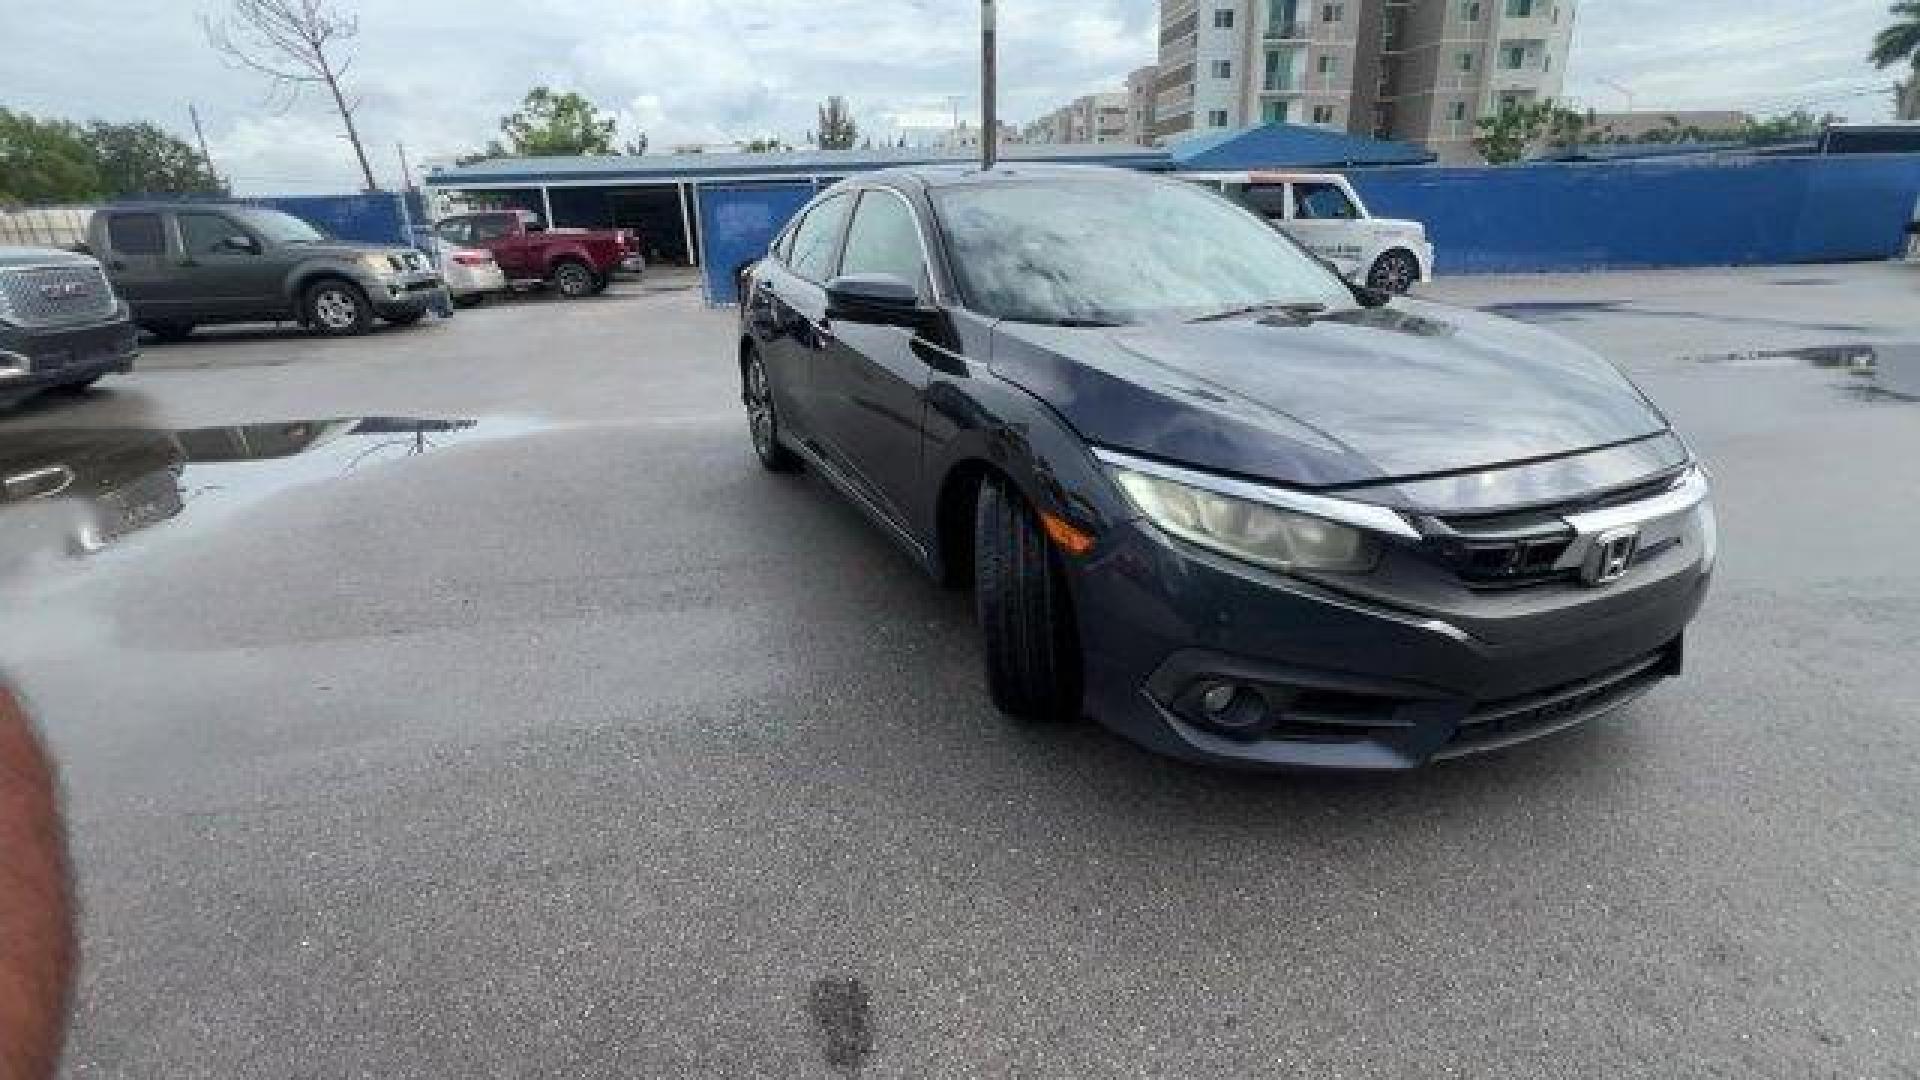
[0, 417, 506, 568]
[1687, 342, 1920, 401]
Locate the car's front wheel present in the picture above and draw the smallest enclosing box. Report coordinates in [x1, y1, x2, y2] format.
[304, 279, 373, 335]
[1366, 249, 1420, 294]
[743, 347, 800, 472]
[974, 474, 1081, 722]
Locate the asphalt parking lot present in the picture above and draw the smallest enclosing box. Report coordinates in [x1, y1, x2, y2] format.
[2, 264, 1917, 1078]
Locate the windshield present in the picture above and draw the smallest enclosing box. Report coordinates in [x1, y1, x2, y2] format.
[231, 206, 328, 244]
[931, 176, 1354, 324]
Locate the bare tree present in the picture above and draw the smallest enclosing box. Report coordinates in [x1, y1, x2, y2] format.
[202, 0, 378, 190]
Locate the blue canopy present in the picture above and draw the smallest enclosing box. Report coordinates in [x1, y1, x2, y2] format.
[1170, 124, 1434, 169]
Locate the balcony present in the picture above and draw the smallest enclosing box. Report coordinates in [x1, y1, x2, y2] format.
[1264, 19, 1307, 40]
[1263, 71, 1306, 94]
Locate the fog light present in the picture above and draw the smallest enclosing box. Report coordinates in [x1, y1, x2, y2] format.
[1201, 683, 1237, 715]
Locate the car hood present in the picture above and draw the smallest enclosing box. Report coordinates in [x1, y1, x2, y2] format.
[987, 299, 1668, 489]
[286, 242, 414, 263]
[0, 245, 96, 268]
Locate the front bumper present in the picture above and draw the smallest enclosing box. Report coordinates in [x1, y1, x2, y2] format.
[1074, 512, 1711, 771]
[619, 255, 647, 274]
[363, 271, 445, 316]
[0, 315, 139, 397]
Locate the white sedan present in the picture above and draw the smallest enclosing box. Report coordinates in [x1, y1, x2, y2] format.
[1182, 171, 1434, 294]
[425, 237, 508, 307]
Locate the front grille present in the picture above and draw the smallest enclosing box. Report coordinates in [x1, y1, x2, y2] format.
[0, 264, 117, 328]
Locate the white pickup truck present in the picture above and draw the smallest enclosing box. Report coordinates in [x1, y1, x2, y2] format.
[1182, 171, 1434, 294]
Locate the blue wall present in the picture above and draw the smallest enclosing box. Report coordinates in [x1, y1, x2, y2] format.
[1345, 154, 1920, 274]
[697, 182, 819, 304]
[251, 192, 413, 247]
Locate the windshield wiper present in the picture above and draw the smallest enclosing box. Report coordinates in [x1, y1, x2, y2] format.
[1006, 315, 1125, 328]
[1189, 301, 1327, 323]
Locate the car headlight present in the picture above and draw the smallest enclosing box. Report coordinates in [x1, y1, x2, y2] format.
[359, 253, 398, 276]
[1112, 468, 1380, 574]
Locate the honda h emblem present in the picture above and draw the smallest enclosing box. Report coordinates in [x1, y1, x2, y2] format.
[1582, 527, 1640, 586]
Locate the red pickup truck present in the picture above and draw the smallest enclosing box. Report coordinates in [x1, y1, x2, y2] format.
[432, 210, 642, 298]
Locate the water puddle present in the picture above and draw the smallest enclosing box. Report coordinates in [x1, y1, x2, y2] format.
[1686, 342, 1920, 401]
[0, 416, 530, 574]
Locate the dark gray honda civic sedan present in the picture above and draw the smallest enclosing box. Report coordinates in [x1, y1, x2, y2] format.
[736, 164, 1715, 770]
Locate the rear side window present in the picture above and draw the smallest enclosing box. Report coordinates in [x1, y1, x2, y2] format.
[785, 194, 852, 283]
[107, 213, 166, 255]
[838, 191, 927, 292]
[469, 215, 515, 242]
[1235, 184, 1289, 219]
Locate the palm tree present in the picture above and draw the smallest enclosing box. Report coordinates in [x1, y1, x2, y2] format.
[1869, 1, 1920, 70]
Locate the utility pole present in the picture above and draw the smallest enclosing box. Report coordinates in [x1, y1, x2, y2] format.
[188, 103, 219, 184]
[981, 0, 998, 169]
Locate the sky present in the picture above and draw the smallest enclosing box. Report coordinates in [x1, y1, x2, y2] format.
[0, 0, 1903, 195]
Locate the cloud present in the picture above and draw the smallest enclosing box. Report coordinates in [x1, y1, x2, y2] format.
[0, 0, 1896, 195]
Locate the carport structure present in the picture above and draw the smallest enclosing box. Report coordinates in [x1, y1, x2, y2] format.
[420, 124, 1431, 302]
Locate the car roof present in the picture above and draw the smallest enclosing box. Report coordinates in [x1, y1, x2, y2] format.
[847, 162, 1168, 192]
[1182, 170, 1345, 184]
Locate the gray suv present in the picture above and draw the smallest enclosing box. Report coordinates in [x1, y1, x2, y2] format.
[88, 204, 445, 339]
[0, 246, 138, 408]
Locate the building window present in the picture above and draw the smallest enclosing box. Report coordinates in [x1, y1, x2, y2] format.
[1262, 100, 1290, 123]
[1214, 8, 1234, 27]
[1505, 0, 1534, 15]
[1463, 1, 1481, 19]
[1500, 44, 1525, 69]
[1322, 3, 1344, 21]
[1311, 104, 1334, 123]
[1213, 59, 1233, 79]
[1543, 54, 1551, 71]
[1458, 51, 1475, 72]
[1317, 54, 1337, 75]
[1209, 109, 1230, 127]
[1499, 93, 1521, 112]
[1448, 100, 1468, 121]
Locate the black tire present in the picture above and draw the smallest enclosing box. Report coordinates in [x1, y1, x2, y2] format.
[550, 258, 597, 298]
[974, 475, 1082, 722]
[303, 278, 373, 336]
[743, 347, 801, 472]
[384, 310, 425, 327]
[1366, 249, 1420, 295]
[587, 272, 612, 295]
[140, 320, 195, 343]
[52, 375, 102, 394]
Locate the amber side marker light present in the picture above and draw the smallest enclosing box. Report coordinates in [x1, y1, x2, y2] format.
[1041, 512, 1096, 556]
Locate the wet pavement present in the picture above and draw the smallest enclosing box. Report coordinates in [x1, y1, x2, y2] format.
[2, 265, 1917, 1078]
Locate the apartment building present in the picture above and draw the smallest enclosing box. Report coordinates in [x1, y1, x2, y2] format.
[1126, 65, 1160, 145]
[1154, 0, 1577, 161]
[1023, 91, 1135, 145]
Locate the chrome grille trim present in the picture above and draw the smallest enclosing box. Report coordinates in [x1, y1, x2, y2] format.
[0, 263, 118, 328]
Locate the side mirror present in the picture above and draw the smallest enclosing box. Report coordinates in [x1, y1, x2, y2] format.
[523, 214, 547, 233]
[223, 234, 259, 254]
[825, 273, 935, 327]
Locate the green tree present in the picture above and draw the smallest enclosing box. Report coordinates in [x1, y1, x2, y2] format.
[815, 96, 858, 150]
[1472, 100, 1551, 163]
[1870, 1, 1920, 78]
[83, 121, 225, 197]
[498, 87, 617, 156]
[0, 109, 102, 203]
[739, 137, 789, 153]
[623, 133, 649, 156]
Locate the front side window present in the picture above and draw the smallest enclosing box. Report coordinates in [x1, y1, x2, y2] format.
[1293, 182, 1358, 220]
[1236, 183, 1290, 218]
[106, 213, 165, 256]
[179, 213, 244, 254]
[837, 191, 926, 291]
[785, 193, 852, 283]
[932, 177, 1353, 325]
